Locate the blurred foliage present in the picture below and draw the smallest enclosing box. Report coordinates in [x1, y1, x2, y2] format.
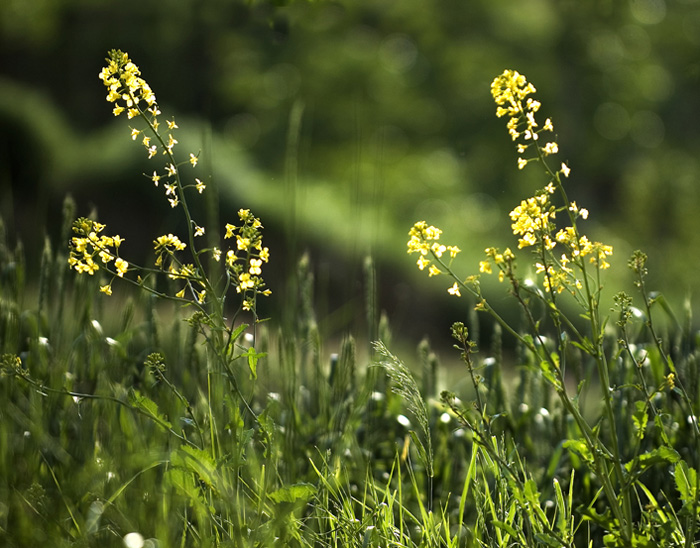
[2, 0, 700, 338]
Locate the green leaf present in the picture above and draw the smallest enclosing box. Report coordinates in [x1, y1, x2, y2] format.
[409, 430, 430, 472]
[230, 322, 249, 341]
[632, 401, 648, 441]
[244, 347, 266, 380]
[626, 446, 681, 476]
[539, 355, 561, 389]
[639, 446, 680, 466]
[166, 467, 213, 513]
[674, 460, 697, 505]
[268, 482, 316, 504]
[564, 439, 594, 465]
[571, 337, 595, 355]
[534, 533, 565, 547]
[492, 520, 518, 540]
[171, 445, 222, 494]
[128, 389, 172, 430]
[553, 477, 567, 534]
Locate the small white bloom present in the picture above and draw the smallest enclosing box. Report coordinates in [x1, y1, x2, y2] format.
[123, 532, 144, 548]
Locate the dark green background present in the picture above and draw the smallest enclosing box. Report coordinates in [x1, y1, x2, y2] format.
[2, 0, 699, 341]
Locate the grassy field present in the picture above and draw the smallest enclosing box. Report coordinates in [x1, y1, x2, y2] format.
[2, 56, 700, 548]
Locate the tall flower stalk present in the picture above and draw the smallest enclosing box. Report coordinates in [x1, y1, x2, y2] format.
[406, 69, 696, 546]
[69, 49, 271, 440]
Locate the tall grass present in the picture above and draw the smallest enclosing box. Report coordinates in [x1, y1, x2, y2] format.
[3, 58, 700, 548]
[4, 198, 700, 547]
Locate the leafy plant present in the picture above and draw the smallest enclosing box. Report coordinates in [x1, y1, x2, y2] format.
[406, 69, 700, 547]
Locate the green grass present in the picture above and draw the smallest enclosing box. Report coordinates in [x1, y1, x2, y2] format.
[2, 202, 700, 547]
[3, 56, 700, 547]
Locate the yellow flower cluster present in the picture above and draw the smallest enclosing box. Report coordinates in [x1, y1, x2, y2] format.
[407, 221, 462, 294]
[223, 209, 272, 310]
[68, 218, 128, 295]
[69, 50, 273, 315]
[489, 188, 612, 295]
[479, 247, 515, 283]
[509, 187, 557, 250]
[149, 211, 271, 308]
[554, 227, 613, 270]
[99, 50, 200, 209]
[405, 70, 615, 302]
[99, 50, 157, 119]
[491, 69, 569, 176]
[483, 70, 612, 295]
[154, 233, 187, 268]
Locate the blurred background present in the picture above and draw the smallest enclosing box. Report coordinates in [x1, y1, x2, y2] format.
[2, 0, 700, 347]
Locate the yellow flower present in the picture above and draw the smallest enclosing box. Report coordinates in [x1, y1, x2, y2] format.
[667, 373, 675, 390]
[195, 178, 206, 193]
[249, 258, 263, 275]
[561, 163, 571, 177]
[115, 257, 128, 277]
[189, 153, 198, 167]
[212, 247, 221, 262]
[491, 70, 567, 170]
[175, 288, 186, 298]
[479, 260, 492, 274]
[100, 284, 113, 296]
[151, 171, 160, 186]
[543, 142, 558, 155]
[99, 250, 114, 264]
[131, 128, 140, 140]
[416, 256, 430, 271]
[194, 225, 205, 237]
[431, 243, 447, 258]
[425, 226, 441, 240]
[428, 264, 441, 277]
[167, 119, 178, 129]
[237, 272, 255, 293]
[491, 70, 535, 114]
[407, 221, 444, 257]
[237, 236, 250, 251]
[154, 234, 186, 252]
[166, 134, 178, 153]
[447, 282, 461, 297]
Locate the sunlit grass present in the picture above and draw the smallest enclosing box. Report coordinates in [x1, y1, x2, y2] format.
[2, 55, 700, 548]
